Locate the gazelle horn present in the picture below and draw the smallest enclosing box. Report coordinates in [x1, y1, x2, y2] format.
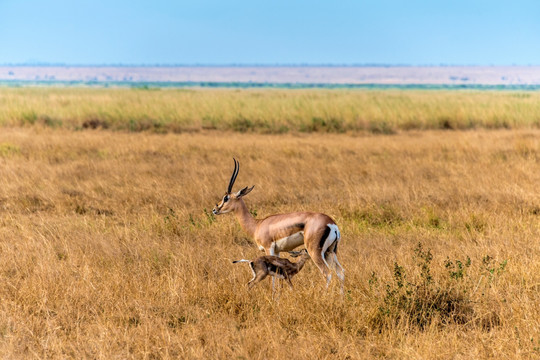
[227, 158, 239, 194]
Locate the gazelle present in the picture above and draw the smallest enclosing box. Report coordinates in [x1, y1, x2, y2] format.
[213, 159, 345, 292]
[233, 249, 311, 291]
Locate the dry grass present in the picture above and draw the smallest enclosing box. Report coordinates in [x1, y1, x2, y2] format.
[0, 125, 538, 359]
[1, 88, 540, 133]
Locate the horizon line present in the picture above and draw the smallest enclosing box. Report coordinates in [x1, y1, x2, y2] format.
[1, 63, 539, 68]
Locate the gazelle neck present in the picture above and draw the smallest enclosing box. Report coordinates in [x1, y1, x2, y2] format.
[234, 199, 258, 238]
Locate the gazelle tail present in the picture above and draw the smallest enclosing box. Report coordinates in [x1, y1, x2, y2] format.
[232, 259, 251, 264]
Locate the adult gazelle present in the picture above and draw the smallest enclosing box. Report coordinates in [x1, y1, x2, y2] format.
[213, 159, 345, 292]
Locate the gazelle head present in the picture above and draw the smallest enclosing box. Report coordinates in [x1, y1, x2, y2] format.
[213, 158, 254, 215]
[289, 249, 310, 259]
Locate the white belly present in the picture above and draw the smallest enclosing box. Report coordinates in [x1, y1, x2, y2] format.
[274, 231, 304, 252]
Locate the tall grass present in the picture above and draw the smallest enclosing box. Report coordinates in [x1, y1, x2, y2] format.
[0, 127, 538, 358]
[1, 88, 540, 133]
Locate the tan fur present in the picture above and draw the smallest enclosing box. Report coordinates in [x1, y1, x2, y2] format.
[214, 159, 345, 291]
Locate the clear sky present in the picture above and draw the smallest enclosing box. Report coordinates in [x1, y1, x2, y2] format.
[0, 0, 539, 65]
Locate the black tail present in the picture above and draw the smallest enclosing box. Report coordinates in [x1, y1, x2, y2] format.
[232, 259, 251, 264]
[319, 225, 341, 255]
[333, 229, 339, 255]
[318, 226, 332, 250]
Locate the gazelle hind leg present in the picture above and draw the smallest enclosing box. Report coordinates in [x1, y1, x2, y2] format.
[308, 248, 332, 288]
[322, 253, 332, 288]
[248, 262, 257, 282]
[248, 272, 267, 290]
[332, 253, 345, 294]
[320, 225, 339, 288]
[328, 230, 345, 294]
[324, 250, 336, 288]
[306, 225, 337, 289]
[333, 253, 345, 281]
[326, 241, 345, 294]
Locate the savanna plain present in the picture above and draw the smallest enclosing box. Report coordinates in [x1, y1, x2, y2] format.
[0, 88, 539, 359]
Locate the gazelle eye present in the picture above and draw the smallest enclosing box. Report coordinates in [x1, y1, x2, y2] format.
[224, 195, 229, 202]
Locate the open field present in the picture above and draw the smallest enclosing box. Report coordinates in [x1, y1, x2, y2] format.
[0, 125, 538, 358]
[1, 88, 540, 134]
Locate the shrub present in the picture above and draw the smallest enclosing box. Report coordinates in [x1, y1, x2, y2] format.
[369, 243, 505, 331]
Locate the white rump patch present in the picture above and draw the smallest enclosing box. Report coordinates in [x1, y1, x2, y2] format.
[321, 224, 340, 264]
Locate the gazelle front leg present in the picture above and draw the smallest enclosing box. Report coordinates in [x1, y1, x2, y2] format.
[268, 242, 279, 292]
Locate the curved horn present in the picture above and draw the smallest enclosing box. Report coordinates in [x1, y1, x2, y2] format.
[227, 158, 239, 193]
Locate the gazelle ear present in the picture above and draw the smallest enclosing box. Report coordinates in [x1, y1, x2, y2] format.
[235, 185, 254, 198]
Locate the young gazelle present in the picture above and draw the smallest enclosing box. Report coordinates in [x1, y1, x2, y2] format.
[213, 159, 345, 292]
[233, 249, 311, 290]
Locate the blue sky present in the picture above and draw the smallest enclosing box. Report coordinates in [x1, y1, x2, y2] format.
[0, 0, 539, 65]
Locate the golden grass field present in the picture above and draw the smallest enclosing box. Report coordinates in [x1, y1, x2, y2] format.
[1, 88, 540, 133]
[0, 88, 539, 359]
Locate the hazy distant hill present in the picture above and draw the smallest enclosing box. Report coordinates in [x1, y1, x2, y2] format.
[1, 66, 540, 85]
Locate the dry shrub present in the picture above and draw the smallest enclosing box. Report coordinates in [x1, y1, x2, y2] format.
[368, 243, 505, 331]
